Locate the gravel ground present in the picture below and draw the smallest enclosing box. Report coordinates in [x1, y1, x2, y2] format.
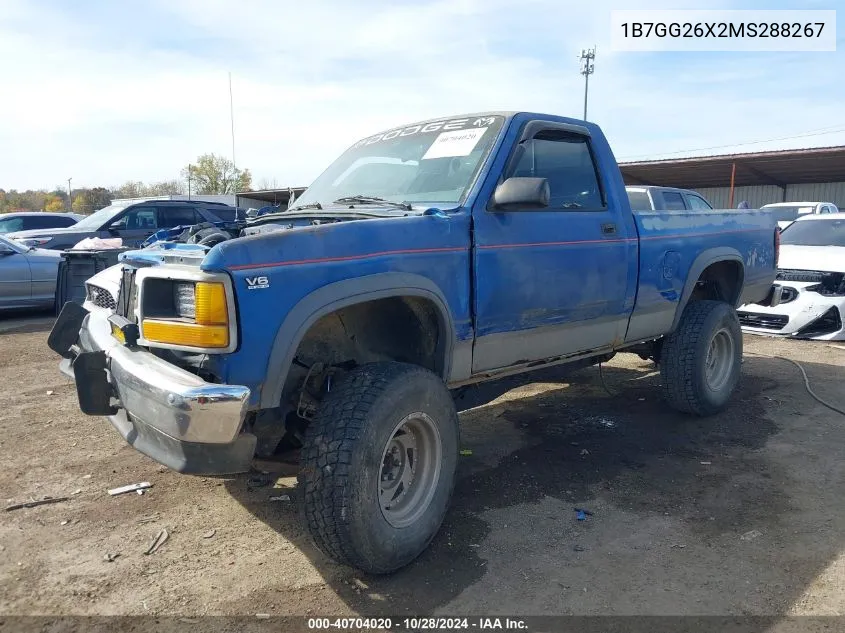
[1, 315, 845, 619]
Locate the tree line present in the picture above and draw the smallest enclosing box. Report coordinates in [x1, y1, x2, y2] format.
[0, 154, 253, 215]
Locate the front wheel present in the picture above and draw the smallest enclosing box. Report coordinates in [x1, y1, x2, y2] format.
[660, 300, 743, 416]
[299, 362, 459, 574]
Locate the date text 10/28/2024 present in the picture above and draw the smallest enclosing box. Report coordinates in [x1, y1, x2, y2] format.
[307, 617, 529, 630]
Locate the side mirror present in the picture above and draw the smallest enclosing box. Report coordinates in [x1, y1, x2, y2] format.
[492, 177, 550, 210]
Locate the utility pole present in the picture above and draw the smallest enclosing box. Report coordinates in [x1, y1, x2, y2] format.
[579, 47, 596, 121]
[187, 164, 192, 200]
[67, 177, 72, 211]
[229, 72, 237, 195]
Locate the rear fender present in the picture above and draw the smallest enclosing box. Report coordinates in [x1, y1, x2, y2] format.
[671, 248, 744, 332]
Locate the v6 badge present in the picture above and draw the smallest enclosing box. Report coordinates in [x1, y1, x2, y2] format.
[245, 275, 269, 290]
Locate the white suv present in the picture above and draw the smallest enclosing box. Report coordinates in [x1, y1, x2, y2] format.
[761, 201, 840, 230]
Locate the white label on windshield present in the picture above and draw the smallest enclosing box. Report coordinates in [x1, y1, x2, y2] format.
[422, 127, 488, 160]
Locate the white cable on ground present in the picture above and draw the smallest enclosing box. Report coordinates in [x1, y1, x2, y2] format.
[745, 352, 845, 417]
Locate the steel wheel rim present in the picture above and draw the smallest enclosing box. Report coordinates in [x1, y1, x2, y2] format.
[704, 328, 734, 392]
[378, 412, 442, 529]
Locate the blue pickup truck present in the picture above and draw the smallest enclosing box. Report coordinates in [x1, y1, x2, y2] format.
[49, 112, 778, 573]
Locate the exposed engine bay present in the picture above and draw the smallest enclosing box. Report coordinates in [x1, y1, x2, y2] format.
[145, 214, 350, 249]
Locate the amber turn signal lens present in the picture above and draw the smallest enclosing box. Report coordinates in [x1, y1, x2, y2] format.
[142, 320, 229, 348]
[111, 322, 125, 343]
[194, 282, 228, 325]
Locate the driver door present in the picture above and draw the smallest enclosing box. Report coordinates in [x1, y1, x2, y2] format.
[470, 119, 636, 373]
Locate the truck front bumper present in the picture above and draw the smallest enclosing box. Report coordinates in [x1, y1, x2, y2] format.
[50, 303, 256, 474]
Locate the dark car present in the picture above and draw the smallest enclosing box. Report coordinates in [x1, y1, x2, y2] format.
[0, 212, 83, 235]
[8, 200, 243, 250]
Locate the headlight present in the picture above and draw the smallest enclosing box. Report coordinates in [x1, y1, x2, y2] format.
[142, 281, 230, 349]
[21, 237, 52, 247]
[174, 283, 196, 318]
[807, 282, 845, 297]
[806, 272, 845, 297]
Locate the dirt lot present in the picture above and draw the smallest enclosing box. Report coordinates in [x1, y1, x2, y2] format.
[2, 315, 845, 618]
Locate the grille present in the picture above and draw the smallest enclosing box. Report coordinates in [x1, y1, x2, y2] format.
[777, 269, 828, 283]
[738, 312, 789, 330]
[86, 284, 116, 311]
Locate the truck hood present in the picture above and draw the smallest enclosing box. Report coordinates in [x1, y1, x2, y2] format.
[113, 207, 452, 272]
[7, 226, 90, 239]
[778, 245, 845, 273]
[202, 207, 456, 272]
[83, 245, 209, 305]
[120, 242, 209, 268]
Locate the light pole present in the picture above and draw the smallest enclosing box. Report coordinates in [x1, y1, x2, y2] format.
[229, 72, 237, 195]
[579, 47, 596, 121]
[67, 177, 72, 211]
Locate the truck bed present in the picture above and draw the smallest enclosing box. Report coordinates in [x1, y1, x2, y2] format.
[626, 208, 777, 342]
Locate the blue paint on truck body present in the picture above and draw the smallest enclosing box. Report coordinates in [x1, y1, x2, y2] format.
[161, 111, 776, 409]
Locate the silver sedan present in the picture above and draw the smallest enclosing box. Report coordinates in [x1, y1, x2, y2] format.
[0, 234, 62, 310]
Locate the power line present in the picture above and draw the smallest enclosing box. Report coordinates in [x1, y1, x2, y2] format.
[619, 125, 845, 161]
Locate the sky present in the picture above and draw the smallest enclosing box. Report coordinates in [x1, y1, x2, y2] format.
[0, 0, 842, 191]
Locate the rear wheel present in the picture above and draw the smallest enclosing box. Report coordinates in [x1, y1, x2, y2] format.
[299, 362, 459, 574]
[660, 300, 742, 416]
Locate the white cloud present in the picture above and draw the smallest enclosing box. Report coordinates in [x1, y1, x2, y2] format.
[0, 0, 842, 190]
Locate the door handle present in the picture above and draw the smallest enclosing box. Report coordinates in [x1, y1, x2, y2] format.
[601, 223, 617, 235]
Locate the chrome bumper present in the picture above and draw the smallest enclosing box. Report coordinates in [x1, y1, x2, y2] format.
[52, 304, 255, 474]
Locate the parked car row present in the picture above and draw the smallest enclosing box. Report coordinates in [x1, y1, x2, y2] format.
[7, 199, 245, 250]
[0, 211, 83, 234]
[0, 200, 244, 311]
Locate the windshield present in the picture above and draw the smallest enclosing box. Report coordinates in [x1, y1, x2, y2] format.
[0, 216, 25, 234]
[765, 205, 815, 223]
[781, 218, 845, 247]
[291, 115, 506, 210]
[72, 203, 130, 230]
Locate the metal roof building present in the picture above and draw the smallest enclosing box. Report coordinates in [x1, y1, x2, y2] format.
[108, 188, 309, 214]
[236, 187, 307, 210]
[620, 146, 845, 209]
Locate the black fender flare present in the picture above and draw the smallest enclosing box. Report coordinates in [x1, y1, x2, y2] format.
[671, 247, 745, 332]
[259, 272, 457, 409]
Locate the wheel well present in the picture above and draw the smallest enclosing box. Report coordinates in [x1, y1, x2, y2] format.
[690, 260, 743, 305]
[282, 295, 444, 401]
